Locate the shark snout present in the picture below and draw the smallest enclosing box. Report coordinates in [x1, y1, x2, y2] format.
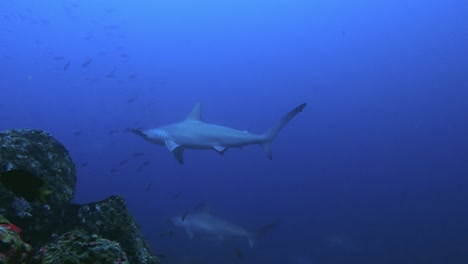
[131, 128, 146, 138]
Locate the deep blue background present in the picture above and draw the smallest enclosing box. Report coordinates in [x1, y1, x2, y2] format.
[1, 1, 468, 263]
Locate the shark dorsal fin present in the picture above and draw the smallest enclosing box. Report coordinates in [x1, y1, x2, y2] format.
[185, 102, 204, 122]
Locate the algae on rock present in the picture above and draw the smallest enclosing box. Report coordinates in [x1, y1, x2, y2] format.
[31, 229, 129, 264]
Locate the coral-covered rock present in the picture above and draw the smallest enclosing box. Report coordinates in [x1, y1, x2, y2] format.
[31, 228, 128, 264]
[0, 214, 32, 264]
[0, 130, 159, 263]
[0, 129, 76, 244]
[65, 195, 160, 264]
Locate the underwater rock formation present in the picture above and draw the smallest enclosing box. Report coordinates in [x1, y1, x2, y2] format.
[0, 129, 76, 244]
[30, 228, 129, 264]
[64, 196, 160, 264]
[0, 129, 160, 263]
[0, 214, 32, 264]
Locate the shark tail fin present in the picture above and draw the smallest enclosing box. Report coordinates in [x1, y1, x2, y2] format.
[261, 103, 307, 159]
[248, 219, 282, 248]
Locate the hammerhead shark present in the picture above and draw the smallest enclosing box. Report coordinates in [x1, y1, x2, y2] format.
[170, 211, 281, 247]
[131, 102, 307, 164]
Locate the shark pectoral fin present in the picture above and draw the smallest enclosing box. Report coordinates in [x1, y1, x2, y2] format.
[250, 219, 281, 248]
[165, 140, 184, 164]
[212, 145, 227, 155]
[248, 237, 256, 248]
[165, 140, 180, 151]
[186, 228, 194, 239]
[260, 142, 272, 160]
[172, 147, 184, 164]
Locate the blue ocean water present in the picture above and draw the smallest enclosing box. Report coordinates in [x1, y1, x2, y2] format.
[1, 0, 467, 263]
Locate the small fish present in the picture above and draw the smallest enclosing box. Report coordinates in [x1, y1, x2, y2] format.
[155, 254, 166, 259]
[86, 77, 101, 83]
[0, 169, 52, 203]
[108, 129, 119, 134]
[73, 131, 82, 135]
[132, 152, 144, 157]
[80, 162, 88, 167]
[128, 73, 137, 80]
[105, 68, 116, 78]
[64, 61, 70, 71]
[181, 211, 188, 221]
[109, 168, 118, 173]
[159, 231, 174, 238]
[127, 97, 138, 103]
[145, 182, 152, 192]
[171, 192, 183, 200]
[81, 59, 92, 67]
[137, 161, 151, 173]
[119, 159, 129, 166]
[83, 35, 93, 40]
[235, 248, 244, 260]
[63, 6, 72, 14]
[104, 25, 119, 29]
[194, 201, 207, 211]
[53, 56, 65, 60]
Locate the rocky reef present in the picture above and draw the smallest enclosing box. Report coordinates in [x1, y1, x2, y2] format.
[0, 129, 160, 264]
[0, 129, 76, 244]
[31, 229, 129, 264]
[63, 196, 158, 263]
[0, 214, 32, 263]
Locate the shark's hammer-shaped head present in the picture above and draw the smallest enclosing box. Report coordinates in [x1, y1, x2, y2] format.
[131, 128, 168, 146]
[169, 216, 188, 228]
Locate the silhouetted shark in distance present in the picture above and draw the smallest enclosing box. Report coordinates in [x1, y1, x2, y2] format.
[170, 211, 281, 248]
[131, 102, 307, 164]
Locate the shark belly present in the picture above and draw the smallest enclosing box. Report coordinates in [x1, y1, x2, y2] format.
[167, 123, 264, 150]
[185, 214, 251, 239]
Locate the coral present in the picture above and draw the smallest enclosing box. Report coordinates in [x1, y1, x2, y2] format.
[31, 229, 128, 264]
[0, 214, 32, 264]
